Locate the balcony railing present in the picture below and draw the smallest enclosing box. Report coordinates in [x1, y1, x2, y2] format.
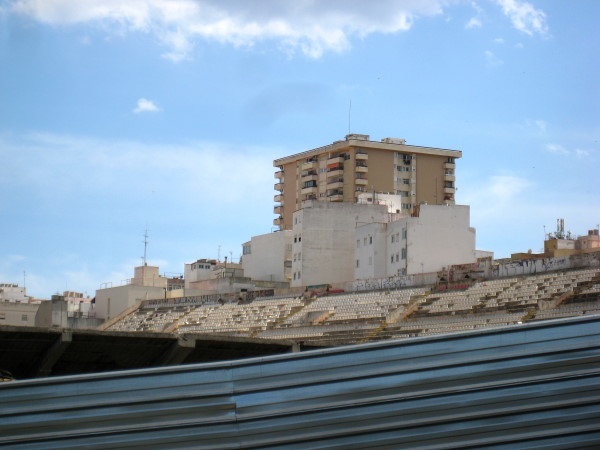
[301, 160, 317, 170]
[327, 155, 344, 164]
[301, 186, 318, 195]
[355, 152, 368, 160]
[274, 170, 284, 179]
[273, 216, 283, 226]
[274, 182, 284, 191]
[274, 194, 283, 203]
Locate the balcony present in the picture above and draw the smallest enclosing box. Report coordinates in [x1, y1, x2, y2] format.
[301, 160, 317, 170]
[444, 162, 455, 169]
[301, 174, 318, 183]
[327, 167, 344, 177]
[327, 180, 344, 189]
[327, 155, 344, 165]
[356, 151, 368, 160]
[355, 178, 368, 186]
[301, 186, 318, 195]
[444, 187, 455, 194]
[444, 174, 455, 182]
[274, 170, 284, 179]
[327, 190, 344, 202]
[274, 194, 283, 203]
[274, 205, 283, 215]
[274, 182, 284, 191]
[273, 216, 283, 226]
[355, 165, 368, 173]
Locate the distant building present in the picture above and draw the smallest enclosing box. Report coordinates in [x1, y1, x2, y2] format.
[95, 265, 170, 320]
[355, 204, 477, 279]
[273, 134, 461, 230]
[241, 231, 293, 283]
[0, 284, 29, 303]
[0, 284, 48, 327]
[290, 200, 391, 287]
[512, 220, 600, 260]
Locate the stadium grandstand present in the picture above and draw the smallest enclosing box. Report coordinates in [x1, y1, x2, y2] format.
[104, 265, 600, 346]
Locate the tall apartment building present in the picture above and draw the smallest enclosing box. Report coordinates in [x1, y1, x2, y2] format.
[273, 134, 461, 230]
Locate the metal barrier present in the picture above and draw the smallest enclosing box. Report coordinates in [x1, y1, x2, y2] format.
[1, 315, 599, 448]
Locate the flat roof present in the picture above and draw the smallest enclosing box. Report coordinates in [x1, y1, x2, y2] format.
[274, 137, 462, 166]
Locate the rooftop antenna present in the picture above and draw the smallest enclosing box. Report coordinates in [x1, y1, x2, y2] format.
[348, 98, 352, 135]
[142, 228, 149, 266]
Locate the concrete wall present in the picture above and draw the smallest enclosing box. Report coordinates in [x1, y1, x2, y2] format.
[132, 265, 167, 288]
[0, 284, 29, 302]
[405, 205, 476, 275]
[242, 230, 292, 283]
[355, 222, 388, 280]
[292, 201, 389, 287]
[0, 301, 40, 326]
[355, 204, 476, 280]
[95, 285, 166, 320]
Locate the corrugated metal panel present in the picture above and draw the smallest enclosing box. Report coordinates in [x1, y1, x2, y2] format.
[1, 315, 599, 449]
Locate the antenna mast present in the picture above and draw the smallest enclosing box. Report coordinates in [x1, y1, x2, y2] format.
[348, 98, 352, 135]
[142, 229, 149, 266]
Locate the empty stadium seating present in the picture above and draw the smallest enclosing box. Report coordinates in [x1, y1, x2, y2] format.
[106, 267, 600, 345]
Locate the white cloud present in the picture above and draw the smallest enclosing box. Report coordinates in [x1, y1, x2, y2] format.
[495, 0, 548, 36]
[546, 143, 569, 155]
[9, 0, 548, 60]
[484, 50, 503, 67]
[466, 17, 482, 29]
[10, 0, 448, 59]
[534, 119, 546, 133]
[546, 143, 591, 158]
[514, 42, 524, 48]
[133, 97, 160, 113]
[494, 37, 504, 44]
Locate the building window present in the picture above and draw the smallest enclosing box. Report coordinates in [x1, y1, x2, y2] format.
[356, 260, 359, 268]
[402, 228, 407, 239]
[369, 236, 373, 244]
[395, 253, 399, 262]
[403, 178, 410, 185]
[444, 181, 454, 188]
[0, 313, 5, 320]
[21, 314, 28, 321]
[364, 237, 367, 245]
[391, 256, 394, 264]
[243, 245, 251, 255]
[391, 235, 394, 243]
[357, 240, 360, 248]
[401, 248, 407, 259]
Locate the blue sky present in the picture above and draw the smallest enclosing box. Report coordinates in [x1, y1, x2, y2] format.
[1, 0, 598, 298]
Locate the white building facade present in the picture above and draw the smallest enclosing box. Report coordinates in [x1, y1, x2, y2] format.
[242, 230, 292, 283]
[355, 204, 477, 279]
[291, 201, 390, 287]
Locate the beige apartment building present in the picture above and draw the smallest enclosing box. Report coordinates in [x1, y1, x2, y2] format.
[273, 134, 462, 230]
